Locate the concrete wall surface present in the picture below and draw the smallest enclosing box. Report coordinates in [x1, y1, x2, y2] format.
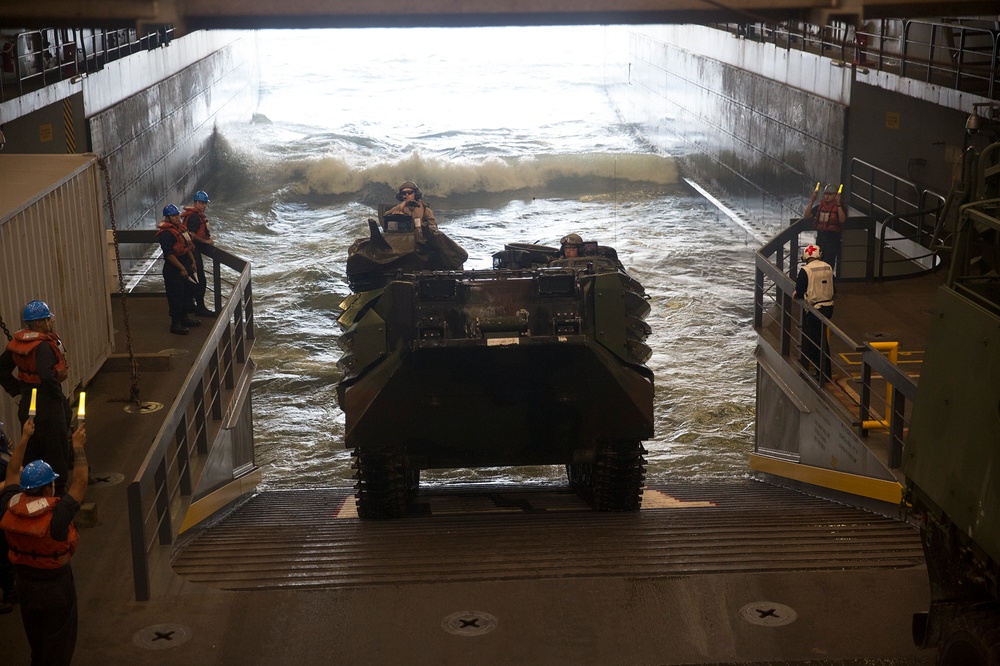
[88, 30, 259, 239]
[606, 24, 852, 238]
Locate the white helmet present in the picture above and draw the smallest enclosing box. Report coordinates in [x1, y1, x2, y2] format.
[802, 244, 823, 261]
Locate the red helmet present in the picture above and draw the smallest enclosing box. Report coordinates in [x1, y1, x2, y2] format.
[802, 244, 823, 261]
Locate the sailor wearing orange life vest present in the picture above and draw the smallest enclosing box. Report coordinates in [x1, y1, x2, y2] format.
[180, 190, 217, 318]
[805, 183, 847, 274]
[0, 300, 73, 492]
[156, 204, 203, 336]
[1, 418, 89, 666]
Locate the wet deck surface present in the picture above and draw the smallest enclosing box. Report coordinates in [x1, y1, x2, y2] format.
[175, 483, 923, 591]
[0, 293, 937, 665]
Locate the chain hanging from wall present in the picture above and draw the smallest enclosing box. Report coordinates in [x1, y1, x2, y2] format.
[97, 157, 143, 409]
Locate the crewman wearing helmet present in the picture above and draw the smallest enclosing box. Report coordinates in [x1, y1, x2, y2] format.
[0, 300, 73, 492]
[156, 204, 202, 335]
[180, 190, 217, 317]
[1, 418, 89, 664]
[0, 418, 33, 615]
[560, 233, 584, 258]
[804, 183, 847, 274]
[792, 244, 835, 384]
[385, 181, 438, 237]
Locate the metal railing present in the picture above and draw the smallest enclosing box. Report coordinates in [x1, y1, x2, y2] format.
[754, 217, 919, 468]
[712, 18, 999, 101]
[118, 233, 255, 601]
[899, 20, 998, 99]
[953, 201, 1000, 318]
[1, 26, 174, 103]
[849, 157, 945, 278]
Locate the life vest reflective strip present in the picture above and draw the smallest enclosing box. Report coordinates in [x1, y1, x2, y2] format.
[1, 493, 79, 569]
[5, 330, 69, 385]
[804, 261, 835, 307]
[181, 207, 211, 240]
[156, 220, 195, 257]
[813, 199, 843, 233]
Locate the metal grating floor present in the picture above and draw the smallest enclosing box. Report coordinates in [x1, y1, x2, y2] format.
[172, 480, 924, 591]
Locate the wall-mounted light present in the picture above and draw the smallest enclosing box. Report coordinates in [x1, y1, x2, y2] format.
[966, 102, 1000, 133]
[70, 73, 87, 84]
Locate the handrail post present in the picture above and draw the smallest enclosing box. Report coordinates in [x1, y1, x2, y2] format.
[194, 378, 209, 455]
[926, 23, 937, 84]
[780, 289, 792, 357]
[175, 419, 192, 496]
[154, 459, 172, 544]
[889, 387, 905, 468]
[991, 33, 998, 99]
[858, 359, 872, 437]
[209, 351, 223, 420]
[213, 255, 223, 312]
[867, 220, 877, 280]
[900, 20, 910, 78]
[754, 266, 764, 329]
[954, 28, 965, 91]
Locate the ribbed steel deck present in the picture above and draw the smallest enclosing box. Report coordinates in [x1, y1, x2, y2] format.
[173, 480, 924, 591]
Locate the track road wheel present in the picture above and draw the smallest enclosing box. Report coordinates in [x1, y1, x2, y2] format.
[591, 440, 646, 512]
[938, 608, 1000, 666]
[353, 449, 408, 519]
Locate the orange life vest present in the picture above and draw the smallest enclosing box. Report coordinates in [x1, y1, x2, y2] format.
[181, 207, 211, 240]
[1, 493, 79, 569]
[5, 330, 69, 386]
[156, 219, 195, 257]
[813, 199, 844, 233]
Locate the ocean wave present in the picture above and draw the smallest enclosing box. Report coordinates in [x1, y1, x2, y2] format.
[214, 134, 678, 203]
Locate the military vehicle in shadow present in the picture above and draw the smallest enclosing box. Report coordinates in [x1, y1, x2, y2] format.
[906, 145, 1000, 664]
[336, 209, 654, 518]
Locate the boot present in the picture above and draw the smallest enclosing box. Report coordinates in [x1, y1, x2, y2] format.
[180, 316, 202, 328]
[194, 303, 216, 317]
[170, 319, 189, 335]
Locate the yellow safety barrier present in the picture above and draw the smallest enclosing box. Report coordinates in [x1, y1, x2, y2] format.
[863, 341, 897, 430]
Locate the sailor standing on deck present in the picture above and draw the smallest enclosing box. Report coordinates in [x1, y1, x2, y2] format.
[793, 244, 835, 384]
[1, 419, 88, 666]
[805, 183, 847, 275]
[180, 190, 217, 318]
[0, 300, 73, 493]
[156, 204, 203, 336]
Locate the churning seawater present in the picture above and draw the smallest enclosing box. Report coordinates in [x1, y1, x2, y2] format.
[204, 27, 759, 490]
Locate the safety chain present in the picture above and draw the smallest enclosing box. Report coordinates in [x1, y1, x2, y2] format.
[0, 314, 11, 342]
[97, 157, 142, 408]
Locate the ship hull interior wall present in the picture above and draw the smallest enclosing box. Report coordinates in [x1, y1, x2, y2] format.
[88, 32, 259, 243]
[605, 24, 851, 236]
[846, 80, 971, 198]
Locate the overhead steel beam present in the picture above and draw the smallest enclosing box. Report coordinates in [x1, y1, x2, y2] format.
[1, 0, 997, 32]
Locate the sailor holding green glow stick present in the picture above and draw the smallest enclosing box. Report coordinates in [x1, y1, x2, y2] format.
[0, 300, 74, 494]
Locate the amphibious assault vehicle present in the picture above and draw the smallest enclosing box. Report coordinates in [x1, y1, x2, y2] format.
[336, 210, 654, 518]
